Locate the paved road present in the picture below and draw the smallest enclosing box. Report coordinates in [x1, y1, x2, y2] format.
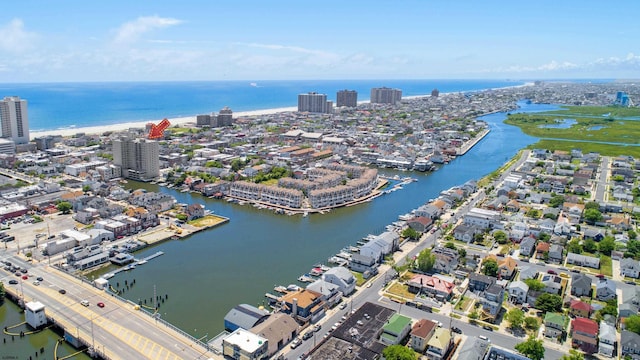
[594, 156, 610, 202]
[1, 255, 216, 360]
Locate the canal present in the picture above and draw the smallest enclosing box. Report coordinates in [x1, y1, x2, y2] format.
[1, 101, 556, 355]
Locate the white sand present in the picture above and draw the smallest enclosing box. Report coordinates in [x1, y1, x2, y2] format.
[29, 106, 299, 138]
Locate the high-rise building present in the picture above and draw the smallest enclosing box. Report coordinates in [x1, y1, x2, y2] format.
[298, 92, 332, 113]
[113, 135, 160, 181]
[370, 87, 402, 104]
[337, 90, 358, 107]
[0, 96, 29, 144]
[431, 88, 440, 97]
[217, 106, 234, 126]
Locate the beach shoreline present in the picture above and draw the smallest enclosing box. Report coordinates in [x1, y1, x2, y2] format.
[29, 83, 532, 138]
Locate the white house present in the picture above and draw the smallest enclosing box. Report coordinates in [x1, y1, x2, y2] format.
[323, 266, 356, 296]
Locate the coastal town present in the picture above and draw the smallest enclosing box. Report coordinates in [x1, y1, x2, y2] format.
[1, 81, 640, 360]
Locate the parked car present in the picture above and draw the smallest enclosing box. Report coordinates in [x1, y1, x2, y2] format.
[452, 327, 462, 334]
[302, 332, 313, 340]
[312, 324, 321, 333]
[33, 280, 40, 286]
[8, 279, 18, 285]
[482, 325, 494, 331]
[547, 270, 557, 275]
[36, 276, 43, 281]
[290, 338, 302, 349]
[479, 335, 490, 342]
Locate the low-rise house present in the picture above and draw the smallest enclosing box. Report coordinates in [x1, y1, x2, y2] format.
[407, 216, 433, 233]
[455, 337, 490, 360]
[571, 317, 599, 354]
[621, 330, 640, 359]
[535, 241, 550, 259]
[379, 314, 412, 346]
[544, 312, 567, 339]
[306, 280, 341, 307]
[425, 328, 452, 360]
[596, 279, 617, 301]
[224, 304, 269, 332]
[453, 224, 482, 243]
[249, 313, 299, 358]
[279, 289, 325, 325]
[507, 280, 529, 304]
[519, 237, 536, 257]
[222, 328, 269, 360]
[432, 246, 459, 274]
[621, 258, 640, 279]
[463, 207, 501, 229]
[480, 283, 505, 322]
[566, 252, 600, 269]
[619, 287, 640, 319]
[322, 266, 356, 296]
[598, 322, 616, 358]
[518, 266, 538, 281]
[541, 274, 563, 295]
[407, 274, 455, 301]
[349, 253, 378, 278]
[571, 273, 593, 297]
[497, 256, 517, 280]
[549, 244, 564, 263]
[468, 273, 496, 292]
[569, 299, 593, 318]
[410, 319, 437, 352]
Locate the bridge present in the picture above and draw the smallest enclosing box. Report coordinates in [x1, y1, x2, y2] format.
[1, 257, 221, 360]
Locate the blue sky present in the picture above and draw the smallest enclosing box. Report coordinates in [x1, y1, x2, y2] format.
[1, 1, 639, 82]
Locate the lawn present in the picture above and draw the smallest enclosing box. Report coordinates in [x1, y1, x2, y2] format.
[188, 214, 227, 227]
[599, 255, 613, 277]
[351, 271, 366, 287]
[455, 296, 474, 312]
[386, 283, 414, 300]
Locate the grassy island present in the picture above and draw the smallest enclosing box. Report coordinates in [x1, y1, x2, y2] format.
[505, 106, 640, 157]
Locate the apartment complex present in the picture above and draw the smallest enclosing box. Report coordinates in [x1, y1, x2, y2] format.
[370, 87, 402, 104]
[196, 106, 234, 127]
[0, 96, 29, 145]
[336, 89, 358, 107]
[298, 92, 333, 113]
[112, 136, 160, 181]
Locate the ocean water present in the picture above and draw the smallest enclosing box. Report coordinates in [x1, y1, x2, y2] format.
[0, 80, 523, 132]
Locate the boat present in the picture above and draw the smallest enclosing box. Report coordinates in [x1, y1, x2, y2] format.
[320, 265, 331, 272]
[137, 260, 147, 265]
[336, 251, 352, 260]
[349, 246, 360, 253]
[286, 284, 300, 291]
[328, 256, 343, 264]
[398, 213, 413, 221]
[310, 267, 324, 276]
[302, 211, 309, 217]
[298, 274, 314, 283]
[274, 286, 288, 294]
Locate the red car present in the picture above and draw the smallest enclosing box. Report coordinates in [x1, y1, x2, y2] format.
[21, 275, 28, 280]
[547, 270, 557, 275]
[97, 302, 105, 308]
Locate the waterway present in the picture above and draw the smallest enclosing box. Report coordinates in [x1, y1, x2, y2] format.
[1, 101, 556, 354]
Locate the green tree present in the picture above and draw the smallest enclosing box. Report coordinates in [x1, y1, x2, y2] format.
[537, 232, 551, 242]
[493, 230, 508, 244]
[583, 238, 597, 253]
[524, 317, 539, 331]
[505, 308, 524, 329]
[56, 201, 72, 214]
[584, 201, 600, 211]
[382, 344, 417, 360]
[523, 279, 545, 292]
[567, 239, 582, 254]
[625, 314, 640, 335]
[445, 241, 456, 249]
[549, 194, 565, 208]
[82, 185, 91, 193]
[416, 249, 435, 273]
[402, 227, 420, 241]
[628, 229, 637, 240]
[583, 208, 603, 224]
[561, 349, 585, 360]
[458, 247, 467, 258]
[599, 236, 615, 255]
[515, 336, 545, 360]
[535, 293, 562, 313]
[482, 259, 499, 277]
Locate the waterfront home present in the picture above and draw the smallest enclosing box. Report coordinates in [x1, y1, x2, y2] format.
[543, 312, 567, 339]
[224, 304, 270, 332]
[306, 280, 341, 307]
[596, 278, 617, 301]
[410, 319, 437, 352]
[359, 231, 398, 262]
[507, 281, 529, 304]
[222, 328, 269, 360]
[519, 236, 536, 257]
[379, 314, 412, 346]
[425, 328, 452, 360]
[598, 322, 616, 358]
[407, 216, 433, 233]
[621, 258, 640, 278]
[279, 289, 325, 325]
[185, 203, 205, 220]
[249, 313, 299, 358]
[566, 252, 600, 269]
[571, 273, 593, 297]
[569, 299, 593, 318]
[621, 330, 640, 359]
[414, 204, 441, 219]
[322, 266, 356, 296]
[571, 317, 599, 354]
[407, 274, 454, 301]
[349, 253, 378, 278]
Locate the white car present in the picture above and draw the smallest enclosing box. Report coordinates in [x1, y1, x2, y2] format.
[290, 338, 302, 349]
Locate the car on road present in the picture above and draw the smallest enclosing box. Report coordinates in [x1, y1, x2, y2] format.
[290, 338, 302, 349]
[302, 332, 313, 340]
[36, 276, 43, 281]
[97, 302, 105, 308]
[482, 325, 494, 331]
[81, 300, 90, 307]
[339, 302, 348, 310]
[33, 280, 40, 286]
[20, 268, 27, 273]
[366, 282, 372, 288]
[58, 289, 66, 294]
[21, 275, 28, 280]
[547, 270, 557, 275]
[625, 280, 637, 285]
[8, 279, 18, 285]
[451, 327, 462, 334]
[479, 335, 490, 342]
[312, 324, 321, 333]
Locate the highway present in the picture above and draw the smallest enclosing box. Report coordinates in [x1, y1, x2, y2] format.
[1, 255, 216, 360]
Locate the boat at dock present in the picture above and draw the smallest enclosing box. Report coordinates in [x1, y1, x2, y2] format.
[274, 286, 288, 294]
[336, 251, 352, 261]
[348, 246, 360, 253]
[298, 274, 314, 283]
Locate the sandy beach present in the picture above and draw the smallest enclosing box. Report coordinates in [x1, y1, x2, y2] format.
[29, 106, 298, 138]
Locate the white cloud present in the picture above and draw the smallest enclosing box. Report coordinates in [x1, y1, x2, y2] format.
[0, 19, 37, 54]
[112, 16, 182, 45]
